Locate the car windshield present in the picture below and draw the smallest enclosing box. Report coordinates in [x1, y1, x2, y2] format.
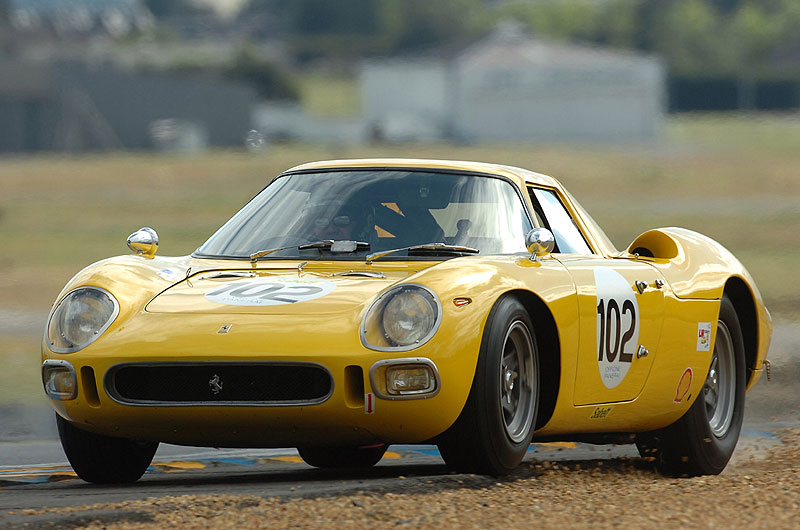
[195, 170, 533, 260]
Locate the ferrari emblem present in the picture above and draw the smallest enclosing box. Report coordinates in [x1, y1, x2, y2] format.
[209, 374, 223, 395]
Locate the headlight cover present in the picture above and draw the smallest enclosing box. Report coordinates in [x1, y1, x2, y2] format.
[47, 287, 119, 353]
[361, 284, 442, 351]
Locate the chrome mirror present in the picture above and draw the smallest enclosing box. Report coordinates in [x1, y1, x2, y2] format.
[127, 227, 159, 258]
[525, 227, 555, 262]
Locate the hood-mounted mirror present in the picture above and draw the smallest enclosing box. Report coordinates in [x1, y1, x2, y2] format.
[525, 227, 555, 262]
[127, 227, 159, 258]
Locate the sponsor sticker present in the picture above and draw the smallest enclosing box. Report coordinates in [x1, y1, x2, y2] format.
[590, 406, 613, 419]
[157, 268, 184, 282]
[697, 322, 712, 351]
[205, 277, 336, 306]
[674, 367, 693, 403]
[595, 268, 640, 389]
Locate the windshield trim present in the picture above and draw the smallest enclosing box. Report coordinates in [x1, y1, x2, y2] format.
[192, 167, 536, 261]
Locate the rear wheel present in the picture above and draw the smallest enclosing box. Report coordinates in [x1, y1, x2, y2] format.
[437, 295, 539, 476]
[297, 444, 387, 468]
[636, 295, 745, 476]
[56, 414, 158, 484]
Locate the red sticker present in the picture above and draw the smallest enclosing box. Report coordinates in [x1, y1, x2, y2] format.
[674, 368, 693, 403]
[365, 393, 375, 414]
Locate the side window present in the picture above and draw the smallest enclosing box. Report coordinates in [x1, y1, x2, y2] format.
[528, 187, 593, 254]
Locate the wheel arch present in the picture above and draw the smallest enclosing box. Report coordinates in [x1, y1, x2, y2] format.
[507, 289, 561, 430]
[723, 276, 758, 386]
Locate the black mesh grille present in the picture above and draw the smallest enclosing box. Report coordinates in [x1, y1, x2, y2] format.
[107, 363, 332, 405]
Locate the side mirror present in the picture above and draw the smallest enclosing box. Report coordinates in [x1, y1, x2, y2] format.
[525, 227, 555, 262]
[127, 227, 159, 258]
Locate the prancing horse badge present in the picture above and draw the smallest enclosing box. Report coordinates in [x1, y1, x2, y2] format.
[209, 374, 223, 395]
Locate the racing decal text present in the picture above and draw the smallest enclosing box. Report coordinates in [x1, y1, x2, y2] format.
[594, 268, 641, 389]
[206, 277, 337, 306]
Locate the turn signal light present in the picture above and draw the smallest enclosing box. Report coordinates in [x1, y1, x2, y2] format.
[386, 365, 436, 395]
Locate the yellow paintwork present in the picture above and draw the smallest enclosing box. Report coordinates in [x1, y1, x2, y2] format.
[42, 158, 772, 447]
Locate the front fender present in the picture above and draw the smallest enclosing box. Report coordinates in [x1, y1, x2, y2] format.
[398, 255, 579, 430]
[42, 254, 194, 357]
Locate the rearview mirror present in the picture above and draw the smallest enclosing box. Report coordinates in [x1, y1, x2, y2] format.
[525, 228, 554, 262]
[127, 227, 159, 258]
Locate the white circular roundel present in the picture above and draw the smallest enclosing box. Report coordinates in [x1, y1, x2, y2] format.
[594, 268, 640, 389]
[205, 277, 336, 306]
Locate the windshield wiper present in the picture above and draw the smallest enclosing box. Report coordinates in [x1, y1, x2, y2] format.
[249, 244, 301, 263]
[250, 240, 370, 263]
[365, 243, 479, 264]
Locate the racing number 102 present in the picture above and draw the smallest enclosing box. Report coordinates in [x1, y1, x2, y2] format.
[597, 299, 636, 363]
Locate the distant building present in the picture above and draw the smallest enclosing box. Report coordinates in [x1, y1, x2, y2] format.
[362, 26, 665, 143]
[0, 60, 256, 153]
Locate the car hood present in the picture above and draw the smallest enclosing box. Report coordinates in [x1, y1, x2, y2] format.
[145, 264, 422, 316]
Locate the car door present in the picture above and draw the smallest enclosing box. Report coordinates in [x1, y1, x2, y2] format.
[559, 256, 666, 405]
[527, 186, 666, 405]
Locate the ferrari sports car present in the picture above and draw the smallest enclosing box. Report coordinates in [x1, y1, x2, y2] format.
[43, 159, 771, 483]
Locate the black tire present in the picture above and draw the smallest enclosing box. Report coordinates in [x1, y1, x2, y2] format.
[636, 294, 746, 476]
[297, 444, 387, 469]
[56, 414, 158, 484]
[437, 295, 539, 476]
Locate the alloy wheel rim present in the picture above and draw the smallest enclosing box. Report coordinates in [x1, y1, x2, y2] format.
[704, 320, 736, 438]
[499, 321, 537, 443]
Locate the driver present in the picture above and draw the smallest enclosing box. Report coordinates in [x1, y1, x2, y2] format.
[313, 213, 357, 241]
[299, 199, 360, 241]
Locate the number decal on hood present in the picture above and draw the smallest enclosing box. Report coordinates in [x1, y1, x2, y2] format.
[595, 268, 640, 389]
[205, 278, 337, 306]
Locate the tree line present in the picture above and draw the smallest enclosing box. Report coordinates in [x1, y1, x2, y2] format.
[238, 0, 800, 79]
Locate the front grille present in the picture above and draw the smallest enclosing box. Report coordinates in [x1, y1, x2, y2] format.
[106, 362, 333, 406]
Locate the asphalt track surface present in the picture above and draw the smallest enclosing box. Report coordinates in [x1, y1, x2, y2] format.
[0, 318, 797, 527]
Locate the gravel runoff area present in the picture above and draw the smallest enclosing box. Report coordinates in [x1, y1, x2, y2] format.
[6, 429, 799, 530]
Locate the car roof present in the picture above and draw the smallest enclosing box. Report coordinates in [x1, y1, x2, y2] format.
[283, 158, 562, 190]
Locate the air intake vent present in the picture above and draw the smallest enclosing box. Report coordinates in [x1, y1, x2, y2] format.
[106, 362, 333, 406]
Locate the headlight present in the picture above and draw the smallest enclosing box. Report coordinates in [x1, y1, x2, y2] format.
[47, 287, 119, 353]
[361, 284, 441, 351]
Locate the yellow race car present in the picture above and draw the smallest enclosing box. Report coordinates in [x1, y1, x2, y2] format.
[42, 159, 771, 483]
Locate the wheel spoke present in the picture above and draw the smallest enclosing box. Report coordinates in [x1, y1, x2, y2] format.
[704, 385, 717, 409]
[497, 319, 537, 443]
[707, 320, 736, 438]
[503, 350, 518, 371]
[502, 397, 515, 415]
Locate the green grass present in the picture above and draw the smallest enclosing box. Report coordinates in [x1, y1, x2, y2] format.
[667, 113, 800, 155]
[0, 337, 47, 405]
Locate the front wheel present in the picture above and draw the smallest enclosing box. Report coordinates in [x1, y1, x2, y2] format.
[56, 414, 158, 484]
[437, 295, 539, 476]
[297, 444, 387, 468]
[636, 294, 746, 476]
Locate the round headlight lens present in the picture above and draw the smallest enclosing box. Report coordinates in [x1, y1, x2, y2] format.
[380, 286, 439, 347]
[47, 287, 119, 353]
